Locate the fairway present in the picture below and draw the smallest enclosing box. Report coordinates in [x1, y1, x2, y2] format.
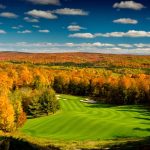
[21, 95, 150, 140]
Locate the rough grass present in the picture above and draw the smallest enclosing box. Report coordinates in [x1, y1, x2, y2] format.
[21, 94, 150, 141]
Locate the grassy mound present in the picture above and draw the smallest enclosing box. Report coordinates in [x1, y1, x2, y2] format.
[21, 95, 150, 140]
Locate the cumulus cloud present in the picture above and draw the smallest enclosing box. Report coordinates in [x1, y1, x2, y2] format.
[26, 9, 57, 19]
[24, 17, 39, 23]
[12, 27, 20, 29]
[118, 44, 133, 48]
[0, 12, 18, 18]
[113, 18, 138, 24]
[69, 30, 150, 39]
[0, 29, 6, 34]
[69, 33, 94, 38]
[0, 42, 114, 48]
[14, 42, 52, 47]
[113, 1, 145, 10]
[67, 25, 86, 31]
[95, 30, 150, 38]
[54, 8, 88, 16]
[12, 25, 23, 30]
[32, 25, 40, 28]
[65, 42, 114, 47]
[27, 0, 60, 5]
[0, 4, 6, 9]
[17, 30, 32, 34]
[38, 29, 50, 33]
[134, 43, 150, 48]
[0, 42, 150, 54]
[93, 42, 115, 47]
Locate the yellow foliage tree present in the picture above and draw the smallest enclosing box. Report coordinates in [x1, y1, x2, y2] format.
[0, 92, 15, 132]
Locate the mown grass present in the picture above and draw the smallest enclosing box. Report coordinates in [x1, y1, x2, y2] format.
[21, 94, 150, 141]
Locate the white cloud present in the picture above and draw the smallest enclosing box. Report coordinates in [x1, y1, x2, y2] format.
[32, 25, 40, 28]
[17, 30, 32, 34]
[0, 4, 6, 9]
[134, 43, 150, 48]
[0, 29, 6, 34]
[0, 42, 150, 54]
[96, 30, 150, 37]
[67, 25, 86, 31]
[0, 12, 18, 18]
[113, 18, 138, 24]
[24, 17, 39, 23]
[118, 44, 133, 48]
[65, 43, 75, 47]
[113, 1, 145, 10]
[26, 9, 57, 19]
[66, 42, 114, 47]
[27, 0, 60, 5]
[69, 30, 150, 39]
[39, 29, 50, 33]
[12, 27, 20, 29]
[69, 33, 94, 38]
[12, 25, 23, 30]
[54, 8, 88, 16]
[92, 42, 115, 47]
[15, 42, 52, 47]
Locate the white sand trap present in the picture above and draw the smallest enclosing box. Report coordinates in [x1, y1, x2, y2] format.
[62, 99, 67, 101]
[80, 99, 97, 104]
[80, 100, 84, 102]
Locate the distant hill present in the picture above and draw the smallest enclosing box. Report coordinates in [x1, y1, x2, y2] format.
[0, 52, 149, 69]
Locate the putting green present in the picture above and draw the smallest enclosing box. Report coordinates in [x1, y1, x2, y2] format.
[21, 94, 150, 140]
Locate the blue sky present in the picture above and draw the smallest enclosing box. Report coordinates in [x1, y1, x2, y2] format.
[0, 0, 150, 54]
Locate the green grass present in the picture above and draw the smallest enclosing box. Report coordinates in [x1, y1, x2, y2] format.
[21, 94, 150, 141]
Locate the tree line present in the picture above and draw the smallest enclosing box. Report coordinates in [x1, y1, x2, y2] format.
[0, 63, 149, 105]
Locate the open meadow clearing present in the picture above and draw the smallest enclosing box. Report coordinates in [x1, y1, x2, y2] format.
[21, 94, 150, 141]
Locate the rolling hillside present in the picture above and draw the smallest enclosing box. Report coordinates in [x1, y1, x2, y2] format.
[22, 94, 150, 140]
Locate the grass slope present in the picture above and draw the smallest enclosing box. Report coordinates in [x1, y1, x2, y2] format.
[21, 95, 150, 140]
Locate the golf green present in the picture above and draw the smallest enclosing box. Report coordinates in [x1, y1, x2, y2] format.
[21, 94, 150, 140]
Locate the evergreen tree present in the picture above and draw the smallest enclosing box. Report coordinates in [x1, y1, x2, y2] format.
[40, 89, 60, 115]
[28, 95, 41, 117]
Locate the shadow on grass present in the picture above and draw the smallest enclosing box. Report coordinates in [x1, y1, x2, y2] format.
[0, 136, 60, 150]
[1, 136, 150, 150]
[104, 137, 150, 150]
[86, 103, 150, 112]
[134, 117, 150, 121]
[116, 105, 150, 116]
[85, 103, 115, 108]
[134, 128, 150, 132]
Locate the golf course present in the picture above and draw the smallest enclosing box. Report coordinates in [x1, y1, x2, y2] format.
[21, 94, 150, 141]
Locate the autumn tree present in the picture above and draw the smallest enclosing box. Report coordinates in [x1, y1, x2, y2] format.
[16, 111, 26, 128]
[9, 90, 26, 128]
[53, 74, 70, 93]
[18, 66, 32, 87]
[0, 91, 15, 132]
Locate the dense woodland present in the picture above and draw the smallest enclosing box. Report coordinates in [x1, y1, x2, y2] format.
[0, 52, 149, 133]
[0, 52, 150, 69]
